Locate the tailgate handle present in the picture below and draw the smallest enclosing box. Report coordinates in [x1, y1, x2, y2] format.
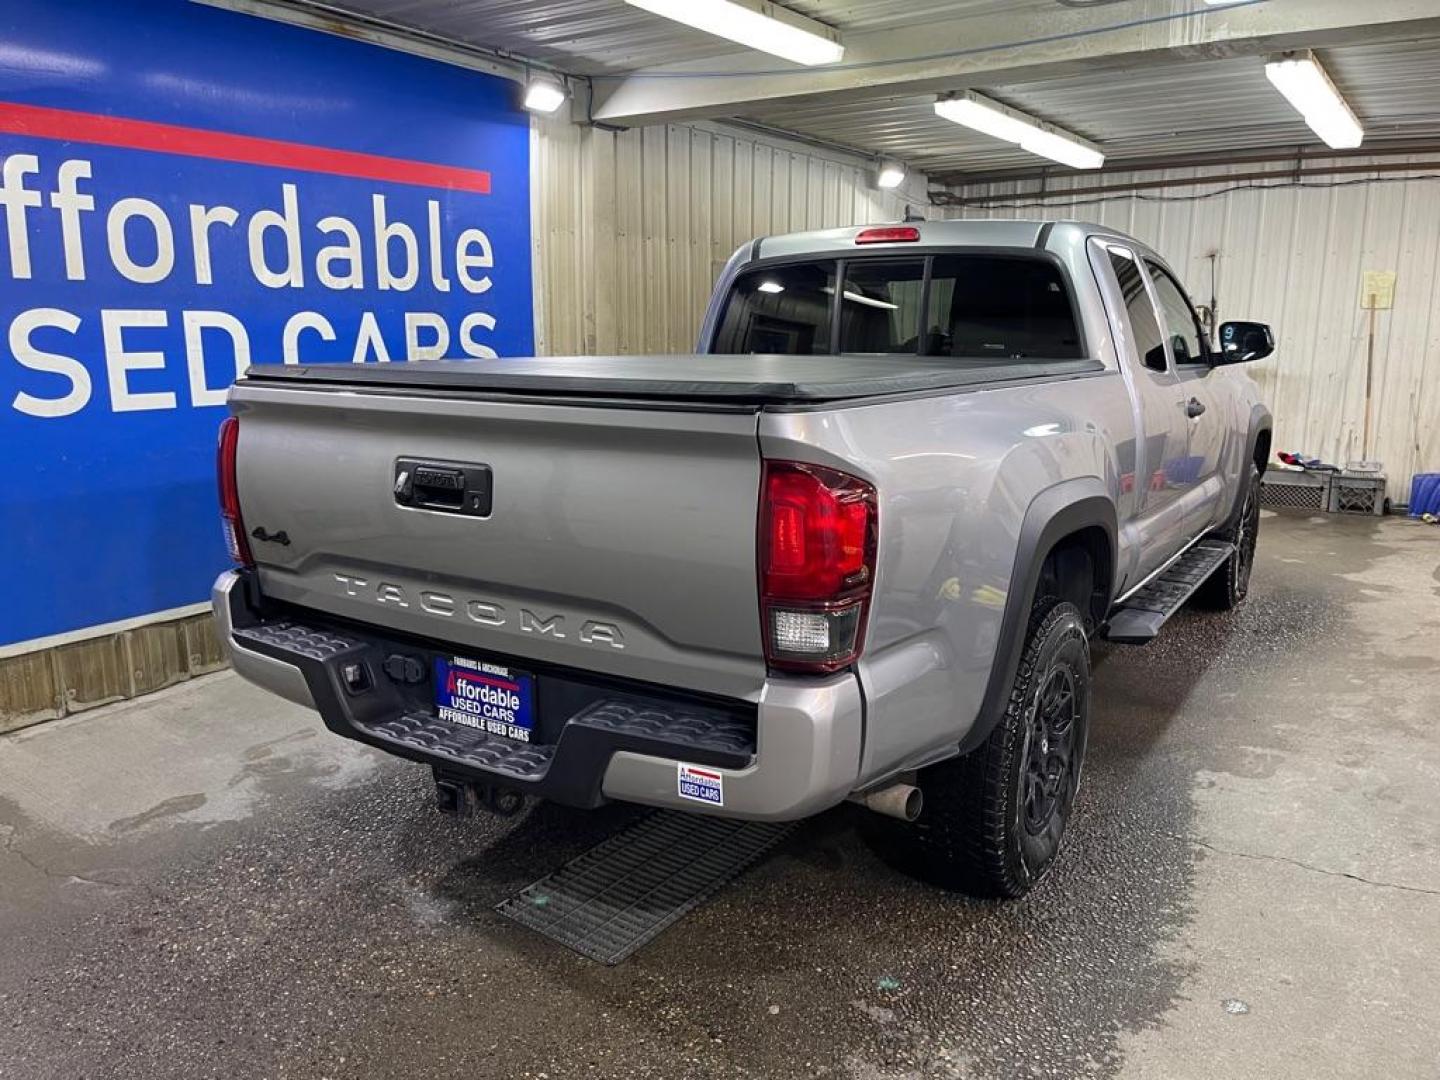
[394, 458, 492, 517]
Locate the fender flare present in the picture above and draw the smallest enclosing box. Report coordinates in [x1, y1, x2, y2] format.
[1218, 404, 1273, 534]
[959, 478, 1117, 755]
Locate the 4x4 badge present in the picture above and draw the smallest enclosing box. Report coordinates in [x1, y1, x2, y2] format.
[250, 526, 291, 546]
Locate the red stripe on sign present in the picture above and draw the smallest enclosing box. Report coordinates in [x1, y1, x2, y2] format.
[686, 768, 721, 780]
[0, 100, 491, 194]
[451, 671, 520, 693]
[473, 677, 521, 692]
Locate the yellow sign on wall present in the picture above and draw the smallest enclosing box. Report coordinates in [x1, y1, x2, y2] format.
[1361, 270, 1397, 310]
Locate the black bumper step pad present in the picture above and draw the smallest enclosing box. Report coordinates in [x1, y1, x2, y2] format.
[571, 699, 755, 758]
[233, 620, 362, 661]
[497, 811, 793, 965]
[355, 699, 756, 783]
[230, 615, 756, 796]
[365, 711, 556, 779]
[1104, 538, 1234, 644]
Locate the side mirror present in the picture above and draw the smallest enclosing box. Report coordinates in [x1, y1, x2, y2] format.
[1215, 321, 1274, 365]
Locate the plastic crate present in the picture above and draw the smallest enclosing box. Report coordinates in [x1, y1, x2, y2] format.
[1328, 472, 1386, 516]
[1260, 469, 1331, 511]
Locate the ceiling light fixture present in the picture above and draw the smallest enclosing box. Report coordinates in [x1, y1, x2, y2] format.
[1264, 50, 1363, 150]
[523, 74, 568, 114]
[623, 0, 844, 66]
[875, 160, 907, 190]
[934, 91, 1104, 169]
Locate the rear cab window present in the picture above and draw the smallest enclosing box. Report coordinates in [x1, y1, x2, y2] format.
[713, 251, 1085, 362]
[926, 255, 1082, 360]
[712, 262, 836, 355]
[838, 259, 925, 353]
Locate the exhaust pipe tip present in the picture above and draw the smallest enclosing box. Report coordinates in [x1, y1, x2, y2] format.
[853, 782, 923, 822]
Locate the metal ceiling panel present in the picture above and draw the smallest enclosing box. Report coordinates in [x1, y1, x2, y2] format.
[315, 0, 1050, 75]
[742, 39, 1440, 178]
[256, 1, 1440, 174]
[787, 0, 1045, 32]
[320, 0, 733, 73]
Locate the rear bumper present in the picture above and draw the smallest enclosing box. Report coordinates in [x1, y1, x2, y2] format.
[213, 570, 863, 821]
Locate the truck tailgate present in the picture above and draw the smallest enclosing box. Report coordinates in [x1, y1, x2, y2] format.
[230, 381, 766, 700]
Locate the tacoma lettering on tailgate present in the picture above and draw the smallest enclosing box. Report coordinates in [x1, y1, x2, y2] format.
[331, 573, 626, 649]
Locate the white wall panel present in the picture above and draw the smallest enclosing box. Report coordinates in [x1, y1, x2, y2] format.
[532, 116, 930, 358]
[947, 161, 1440, 500]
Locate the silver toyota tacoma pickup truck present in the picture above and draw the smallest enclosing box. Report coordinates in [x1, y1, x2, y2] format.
[212, 220, 1273, 898]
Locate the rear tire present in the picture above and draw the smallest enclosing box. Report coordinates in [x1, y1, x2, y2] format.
[865, 596, 1091, 898]
[1197, 464, 1260, 610]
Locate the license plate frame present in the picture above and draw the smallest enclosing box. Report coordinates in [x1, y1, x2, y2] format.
[433, 656, 536, 743]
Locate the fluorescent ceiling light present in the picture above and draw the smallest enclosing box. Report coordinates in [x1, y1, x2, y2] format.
[1019, 128, 1105, 171]
[523, 75, 567, 114]
[624, 0, 844, 66]
[934, 91, 1104, 169]
[876, 161, 907, 189]
[934, 95, 1032, 143]
[1265, 51, 1363, 150]
[757, 280, 785, 294]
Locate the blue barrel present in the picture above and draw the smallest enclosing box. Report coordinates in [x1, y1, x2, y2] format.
[1411, 474, 1440, 517]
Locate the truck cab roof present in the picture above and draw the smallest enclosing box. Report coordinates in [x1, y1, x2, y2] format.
[749, 219, 1142, 262]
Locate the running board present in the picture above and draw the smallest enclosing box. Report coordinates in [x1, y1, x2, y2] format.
[1103, 539, 1234, 644]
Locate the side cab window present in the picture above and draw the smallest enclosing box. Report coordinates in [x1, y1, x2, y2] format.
[1104, 248, 1168, 374]
[1144, 261, 1209, 366]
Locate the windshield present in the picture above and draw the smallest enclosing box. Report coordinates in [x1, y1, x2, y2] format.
[713, 253, 1084, 361]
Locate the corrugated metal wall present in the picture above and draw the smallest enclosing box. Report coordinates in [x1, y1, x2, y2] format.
[532, 126, 1438, 499]
[945, 159, 1440, 501]
[531, 117, 930, 356]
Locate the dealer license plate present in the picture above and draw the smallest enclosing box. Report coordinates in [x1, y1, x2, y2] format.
[433, 656, 535, 743]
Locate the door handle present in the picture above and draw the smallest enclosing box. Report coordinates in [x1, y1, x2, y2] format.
[1185, 397, 1206, 419]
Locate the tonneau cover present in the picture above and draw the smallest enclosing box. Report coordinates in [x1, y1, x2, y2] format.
[241, 354, 1103, 404]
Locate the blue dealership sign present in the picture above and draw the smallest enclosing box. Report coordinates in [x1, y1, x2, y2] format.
[0, 0, 533, 646]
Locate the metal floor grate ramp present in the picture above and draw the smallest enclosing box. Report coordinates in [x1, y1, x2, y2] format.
[497, 811, 793, 964]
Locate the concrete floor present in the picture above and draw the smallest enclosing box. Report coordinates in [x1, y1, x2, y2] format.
[1, 511, 1437, 1080]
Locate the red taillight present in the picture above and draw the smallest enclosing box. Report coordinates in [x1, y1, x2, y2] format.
[763, 466, 872, 598]
[217, 416, 253, 568]
[855, 226, 919, 245]
[759, 461, 877, 673]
